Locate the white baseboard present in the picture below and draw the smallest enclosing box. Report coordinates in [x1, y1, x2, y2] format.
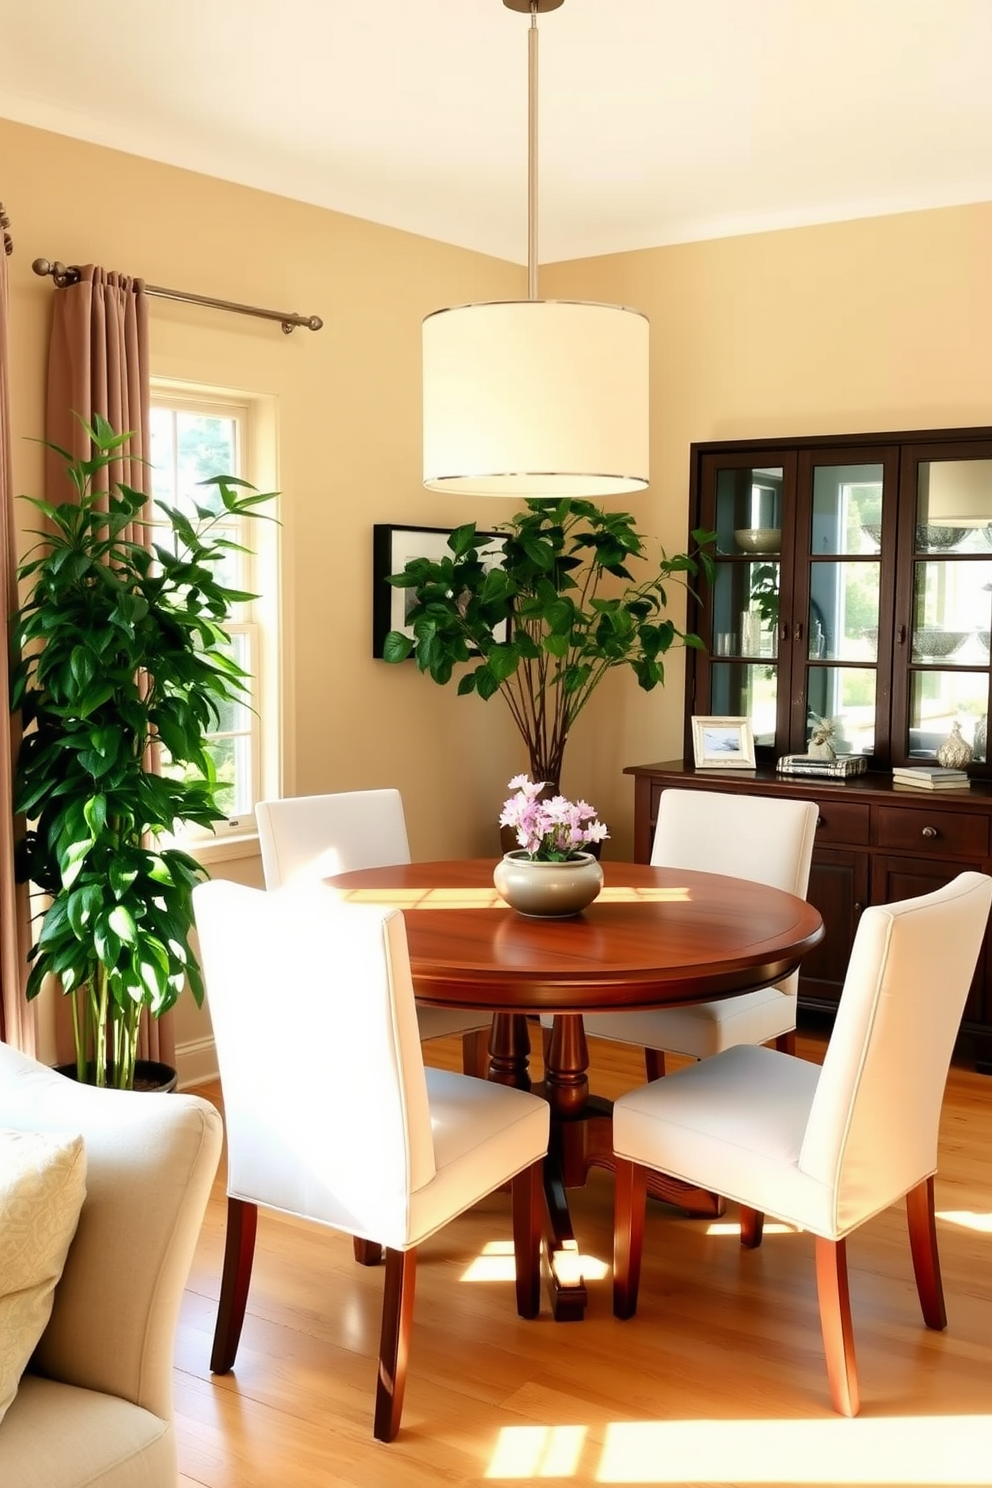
[175, 1035, 218, 1090]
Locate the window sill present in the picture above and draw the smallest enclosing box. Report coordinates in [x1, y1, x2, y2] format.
[178, 832, 261, 868]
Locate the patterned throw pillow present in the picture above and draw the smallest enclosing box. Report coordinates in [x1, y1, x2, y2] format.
[0, 1128, 87, 1425]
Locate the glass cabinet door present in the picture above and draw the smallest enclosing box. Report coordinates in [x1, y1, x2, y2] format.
[798, 457, 891, 760]
[896, 454, 992, 763]
[706, 460, 788, 749]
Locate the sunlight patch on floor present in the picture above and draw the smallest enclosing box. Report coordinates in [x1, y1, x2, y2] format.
[488, 1425, 588, 1478]
[462, 1240, 609, 1284]
[937, 1208, 992, 1233]
[462, 1240, 518, 1283]
[550, 1245, 610, 1284]
[594, 1416, 992, 1483]
[487, 1417, 992, 1483]
[705, 1221, 796, 1237]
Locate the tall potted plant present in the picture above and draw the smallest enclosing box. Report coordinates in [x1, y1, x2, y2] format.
[383, 498, 714, 786]
[10, 414, 276, 1089]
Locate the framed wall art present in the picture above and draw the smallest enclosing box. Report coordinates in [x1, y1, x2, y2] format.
[690, 715, 756, 769]
[372, 524, 506, 658]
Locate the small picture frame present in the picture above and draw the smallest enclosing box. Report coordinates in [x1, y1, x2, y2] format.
[372, 524, 506, 658]
[691, 715, 756, 769]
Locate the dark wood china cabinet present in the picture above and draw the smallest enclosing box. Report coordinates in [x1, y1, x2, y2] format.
[626, 426, 992, 1071]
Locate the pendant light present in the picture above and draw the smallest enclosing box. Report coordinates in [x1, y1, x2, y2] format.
[422, 0, 649, 498]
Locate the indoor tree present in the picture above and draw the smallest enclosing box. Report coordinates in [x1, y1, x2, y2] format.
[383, 498, 714, 786]
[10, 414, 276, 1088]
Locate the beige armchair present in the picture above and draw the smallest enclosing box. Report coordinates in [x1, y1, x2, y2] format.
[0, 1042, 222, 1488]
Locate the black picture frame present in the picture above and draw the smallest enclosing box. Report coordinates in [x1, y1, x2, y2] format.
[371, 524, 507, 659]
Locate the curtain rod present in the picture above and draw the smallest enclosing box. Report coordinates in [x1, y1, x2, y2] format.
[31, 258, 322, 334]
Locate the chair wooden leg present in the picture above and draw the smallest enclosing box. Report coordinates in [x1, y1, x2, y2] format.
[644, 1048, 666, 1081]
[739, 1205, 765, 1248]
[814, 1235, 860, 1416]
[211, 1196, 258, 1374]
[461, 1027, 491, 1079]
[906, 1176, 947, 1330]
[775, 1029, 796, 1054]
[613, 1158, 648, 1319]
[354, 1237, 383, 1266]
[374, 1248, 417, 1442]
[511, 1159, 543, 1318]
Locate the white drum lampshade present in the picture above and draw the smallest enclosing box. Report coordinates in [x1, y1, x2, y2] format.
[423, 299, 649, 498]
[926, 459, 992, 526]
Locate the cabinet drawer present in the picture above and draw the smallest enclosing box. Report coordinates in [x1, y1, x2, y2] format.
[876, 807, 989, 859]
[813, 802, 870, 846]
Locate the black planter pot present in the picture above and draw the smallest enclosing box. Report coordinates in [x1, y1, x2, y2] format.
[55, 1059, 178, 1093]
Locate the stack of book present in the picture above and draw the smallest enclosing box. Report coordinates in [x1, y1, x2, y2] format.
[891, 765, 970, 791]
[777, 753, 868, 779]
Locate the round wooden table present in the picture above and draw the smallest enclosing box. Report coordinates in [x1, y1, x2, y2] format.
[326, 858, 824, 1317]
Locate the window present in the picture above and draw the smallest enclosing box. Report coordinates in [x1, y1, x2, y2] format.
[150, 388, 279, 837]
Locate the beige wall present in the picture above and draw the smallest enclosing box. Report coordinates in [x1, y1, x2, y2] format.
[4, 117, 990, 1070]
[3, 121, 530, 856]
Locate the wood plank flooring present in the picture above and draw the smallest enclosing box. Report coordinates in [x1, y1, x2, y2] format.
[176, 1026, 992, 1488]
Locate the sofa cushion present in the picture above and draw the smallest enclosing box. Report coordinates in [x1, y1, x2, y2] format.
[0, 1375, 172, 1488]
[0, 1128, 86, 1426]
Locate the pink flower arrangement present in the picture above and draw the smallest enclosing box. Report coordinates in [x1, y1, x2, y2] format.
[499, 775, 609, 861]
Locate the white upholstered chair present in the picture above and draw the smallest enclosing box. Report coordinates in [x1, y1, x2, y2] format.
[192, 879, 549, 1442]
[257, 789, 492, 1073]
[570, 789, 819, 1076]
[611, 871, 992, 1416]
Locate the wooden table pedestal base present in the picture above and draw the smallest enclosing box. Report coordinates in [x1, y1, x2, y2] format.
[488, 1013, 724, 1320]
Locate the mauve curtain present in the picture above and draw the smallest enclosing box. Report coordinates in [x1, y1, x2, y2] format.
[0, 208, 36, 1052]
[46, 264, 151, 499]
[45, 265, 175, 1069]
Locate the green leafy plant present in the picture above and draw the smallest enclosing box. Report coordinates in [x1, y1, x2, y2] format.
[10, 414, 276, 1089]
[747, 560, 779, 630]
[384, 498, 714, 785]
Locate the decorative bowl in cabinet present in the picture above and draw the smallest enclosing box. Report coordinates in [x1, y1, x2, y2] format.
[861, 523, 967, 551]
[916, 525, 967, 550]
[912, 627, 968, 660]
[734, 528, 781, 555]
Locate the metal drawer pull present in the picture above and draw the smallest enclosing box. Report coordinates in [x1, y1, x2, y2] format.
[817, 815, 825, 827]
[921, 826, 938, 839]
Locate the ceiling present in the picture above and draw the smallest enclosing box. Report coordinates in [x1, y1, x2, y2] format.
[2, 0, 991, 266]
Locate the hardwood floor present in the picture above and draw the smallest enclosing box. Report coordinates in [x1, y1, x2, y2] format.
[176, 1026, 992, 1487]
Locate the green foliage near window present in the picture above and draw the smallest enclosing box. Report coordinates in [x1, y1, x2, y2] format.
[9, 414, 277, 1089]
[383, 498, 714, 787]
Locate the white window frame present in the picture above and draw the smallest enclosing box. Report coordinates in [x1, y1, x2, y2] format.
[150, 381, 280, 842]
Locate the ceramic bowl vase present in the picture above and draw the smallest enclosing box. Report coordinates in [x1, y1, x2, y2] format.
[493, 851, 604, 918]
[733, 527, 781, 555]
